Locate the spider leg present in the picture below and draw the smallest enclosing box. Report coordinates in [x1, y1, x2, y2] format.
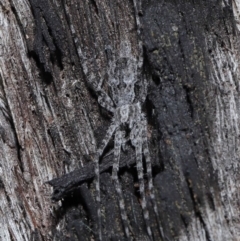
[97, 120, 118, 155]
[112, 130, 131, 239]
[131, 124, 153, 240]
[142, 118, 164, 239]
[97, 90, 115, 113]
[133, 0, 144, 69]
[95, 78, 115, 113]
[94, 120, 118, 241]
[93, 154, 102, 241]
[70, 24, 115, 113]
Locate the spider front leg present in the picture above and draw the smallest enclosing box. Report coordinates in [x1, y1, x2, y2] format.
[130, 123, 153, 240]
[112, 130, 131, 239]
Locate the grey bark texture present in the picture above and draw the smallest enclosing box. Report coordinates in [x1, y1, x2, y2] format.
[0, 0, 240, 240]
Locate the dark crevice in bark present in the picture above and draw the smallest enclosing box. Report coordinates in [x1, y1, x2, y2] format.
[185, 176, 211, 241]
[47, 125, 61, 149]
[206, 191, 216, 211]
[54, 183, 97, 237]
[31, 229, 44, 241]
[0, 178, 4, 189]
[90, 0, 99, 15]
[8, 228, 15, 241]
[29, 0, 67, 76]
[0, 75, 25, 173]
[0, 179, 11, 212]
[16, 139, 24, 173]
[183, 84, 194, 119]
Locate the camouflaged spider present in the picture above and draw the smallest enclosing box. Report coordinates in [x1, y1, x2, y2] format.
[92, 41, 159, 241]
[64, 0, 161, 239]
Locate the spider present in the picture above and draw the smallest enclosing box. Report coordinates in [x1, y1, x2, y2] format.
[64, 0, 161, 239]
[92, 41, 160, 241]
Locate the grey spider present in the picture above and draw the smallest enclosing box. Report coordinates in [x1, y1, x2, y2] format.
[92, 41, 160, 241]
[67, 0, 161, 239]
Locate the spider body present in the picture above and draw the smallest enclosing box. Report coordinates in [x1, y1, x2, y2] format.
[68, 1, 161, 239]
[70, 36, 162, 238]
[93, 42, 160, 241]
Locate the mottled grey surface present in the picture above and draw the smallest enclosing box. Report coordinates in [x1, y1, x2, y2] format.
[0, 0, 240, 241]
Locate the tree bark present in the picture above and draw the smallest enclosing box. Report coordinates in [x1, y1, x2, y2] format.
[0, 0, 240, 240]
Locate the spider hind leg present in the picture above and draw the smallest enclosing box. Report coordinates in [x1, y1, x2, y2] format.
[93, 153, 102, 241]
[112, 130, 131, 239]
[94, 121, 117, 241]
[131, 122, 153, 240]
[142, 120, 164, 239]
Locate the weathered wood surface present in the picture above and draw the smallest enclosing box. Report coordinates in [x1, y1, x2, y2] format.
[0, 0, 240, 240]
